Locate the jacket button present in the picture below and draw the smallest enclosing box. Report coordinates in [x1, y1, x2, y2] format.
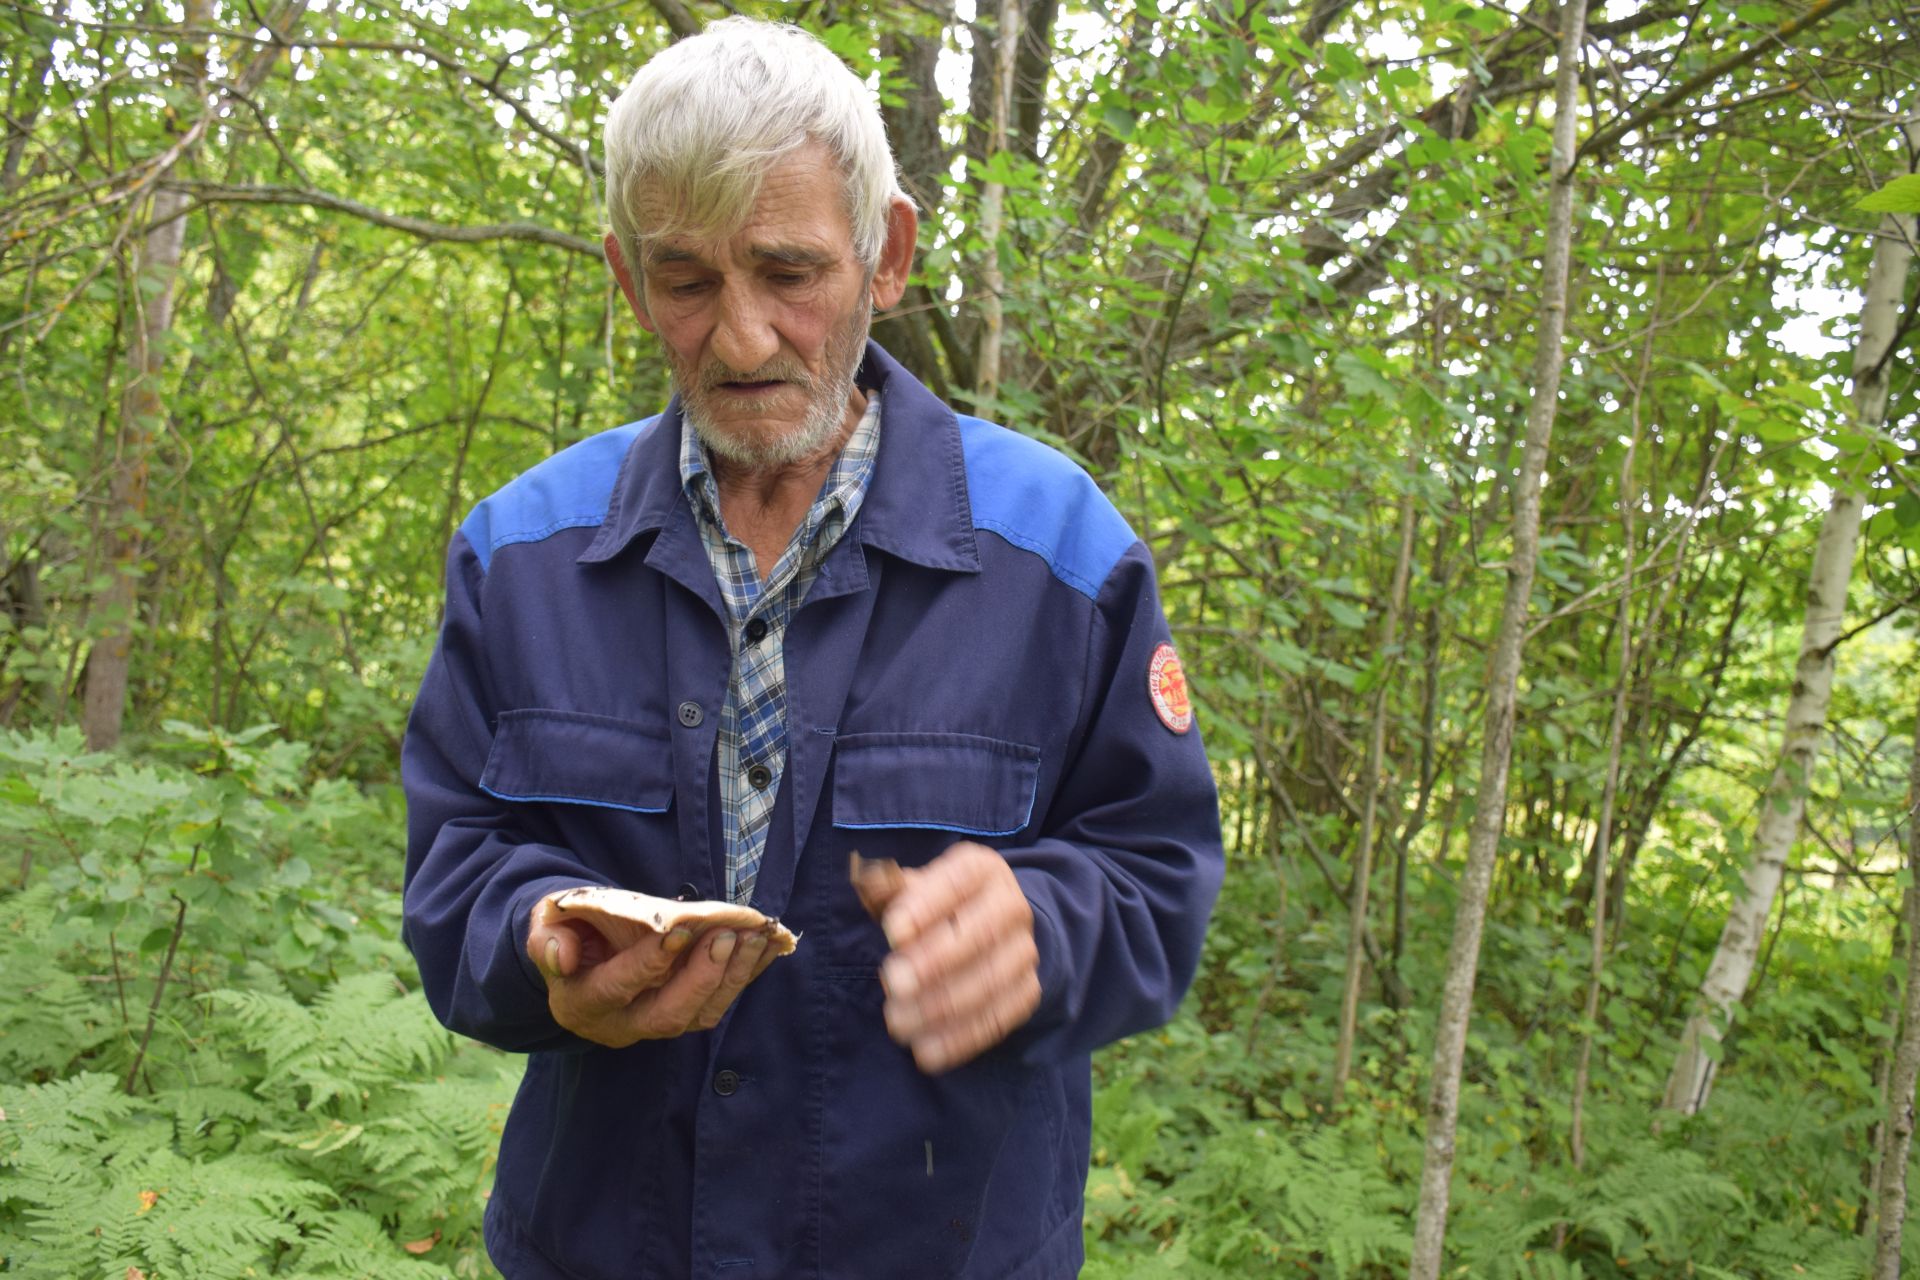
[744, 616, 770, 644]
[677, 700, 703, 728]
[747, 764, 772, 790]
[712, 1069, 740, 1097]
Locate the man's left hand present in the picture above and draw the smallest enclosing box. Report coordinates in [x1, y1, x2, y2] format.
[863, 841, 1041, 1074]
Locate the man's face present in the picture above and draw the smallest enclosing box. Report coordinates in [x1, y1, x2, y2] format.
[630, 142, 873, 469]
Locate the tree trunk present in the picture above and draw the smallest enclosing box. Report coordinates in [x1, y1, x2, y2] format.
[1662, 145, 1913, 1115]
[80, 0, 304, 748]
[972, 0, 1020, 402]
[873, 0, 957, 397]
[1332, 486, 1416, 1102]
[1571, 361, 1645, 1168]
[81, 182, 191, 751]
[1405, 0, 1587, 1272]
[81, 0, 217, 750]
[1870, 688, 1920, 1279]
[1863, 876, 1912, 1236]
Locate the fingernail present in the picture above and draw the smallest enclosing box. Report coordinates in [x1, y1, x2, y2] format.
[710, 930, 737, 963]
[544, 937, 560, 976]
[881, 956, 917, 1000]
[745, 932, 768, 953]
[664, 928, 692, 953]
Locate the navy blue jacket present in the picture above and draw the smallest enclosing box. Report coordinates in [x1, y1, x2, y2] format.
[402, 343, 1224, 1280]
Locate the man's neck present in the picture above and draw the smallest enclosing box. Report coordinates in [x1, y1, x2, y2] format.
[712, 387, 868, 581]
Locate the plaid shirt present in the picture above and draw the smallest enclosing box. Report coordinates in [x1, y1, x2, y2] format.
[681, 394, 882, 904]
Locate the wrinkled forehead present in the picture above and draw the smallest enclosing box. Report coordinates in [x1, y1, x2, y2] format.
[630, 142, 857, 266]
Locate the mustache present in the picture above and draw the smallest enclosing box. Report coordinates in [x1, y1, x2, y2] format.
[696, 360, 813, 391]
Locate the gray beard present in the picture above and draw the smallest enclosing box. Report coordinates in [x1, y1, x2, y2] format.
[677, 312, 869, 471]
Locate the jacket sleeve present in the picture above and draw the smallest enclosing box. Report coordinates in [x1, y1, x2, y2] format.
[401, 531, 606, 1053]
[1001, 541, 1224, 1065]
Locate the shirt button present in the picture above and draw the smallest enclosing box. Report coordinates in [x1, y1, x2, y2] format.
[744, 617, 770, 644]
[747, 764, 772, 790]
[712, 1069, 740, 1097]
[677, 701, 703, 728]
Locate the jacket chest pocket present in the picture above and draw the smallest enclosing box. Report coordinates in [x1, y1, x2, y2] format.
[830, 732, 1041, 838]
[480, 708, 673, 813]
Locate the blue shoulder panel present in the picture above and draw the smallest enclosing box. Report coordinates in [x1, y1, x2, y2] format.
[957, 415, 1138, 599]
[459, 418, 657, 571]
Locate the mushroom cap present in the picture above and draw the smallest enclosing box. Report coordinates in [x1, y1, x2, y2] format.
[537, 885, 800, 957]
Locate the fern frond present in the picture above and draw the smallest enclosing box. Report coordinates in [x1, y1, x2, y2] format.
[81, 1149, 332, 1280]
[0, 889, 118, 1078]
[278, 1207, 456, 1280]
[209, 973, 454, 1113]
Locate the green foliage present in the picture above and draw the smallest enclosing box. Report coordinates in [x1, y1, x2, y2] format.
[0, 729, 516, 1277]
[3, 0, 1918, 1275]
[1083, 832, 1920, 1277]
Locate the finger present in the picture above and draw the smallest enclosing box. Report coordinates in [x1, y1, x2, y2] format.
[529, 916, 610, 979]
[908, 959, 1042, 1075]
[879, 842, 997, 949]
[566, 926, 689, 1006]
[881, 886, 1022, 1008]
[690, 928, 773, 1030]
[886, 919, 1038, 1045]
[748, 929, 785, 982]
[850, 851, 908, 920]
[629, 929, 738, 1037]
[528, 918, 574, 980]
[570, 918, 616, 969]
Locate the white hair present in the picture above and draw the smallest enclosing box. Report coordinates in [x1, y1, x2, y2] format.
[604, 17, 906, 270]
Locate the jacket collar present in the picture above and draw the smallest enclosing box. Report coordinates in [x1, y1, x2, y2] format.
[578, 340, 980, 576]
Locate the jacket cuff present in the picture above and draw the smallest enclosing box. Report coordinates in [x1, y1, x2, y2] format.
[1011, 867, 1070, 1062]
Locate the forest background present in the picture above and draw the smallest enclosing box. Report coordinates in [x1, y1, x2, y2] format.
[3, 0, 1920, 1275]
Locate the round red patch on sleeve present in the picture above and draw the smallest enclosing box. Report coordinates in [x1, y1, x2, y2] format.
[1148, 643, 1193, 734]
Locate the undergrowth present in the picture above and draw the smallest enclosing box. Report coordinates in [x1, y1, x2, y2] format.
[0, 726, 517, 1278]
[5, 723, 1918, 1277]
[1082, 838, 1920, 1277]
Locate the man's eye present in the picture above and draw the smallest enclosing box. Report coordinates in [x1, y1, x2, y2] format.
[668, 281, 712, 298]
[769, 272, 810, 287]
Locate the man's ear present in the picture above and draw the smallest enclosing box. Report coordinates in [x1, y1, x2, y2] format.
[868, 196, 919, 312]
[604, 233, 655, 333]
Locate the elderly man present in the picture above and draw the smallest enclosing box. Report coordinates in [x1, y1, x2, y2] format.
[402, 17, 1222, 1280]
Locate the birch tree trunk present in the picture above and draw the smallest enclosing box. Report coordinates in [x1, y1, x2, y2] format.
[1662, 141, 1915, 1116]
[1406, 0, 1587, 1271]
[1870, 690, 1920, 1278]
[1332, 486, 1416, 1102]
[972, 0, 1020, 401]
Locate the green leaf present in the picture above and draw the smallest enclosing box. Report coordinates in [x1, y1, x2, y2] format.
[1859, 174, 1920, 213]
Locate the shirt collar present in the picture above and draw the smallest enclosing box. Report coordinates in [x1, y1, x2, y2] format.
[579, 341, 980, 577]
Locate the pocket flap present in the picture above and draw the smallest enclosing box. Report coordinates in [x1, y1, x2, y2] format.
[831, 732, 1040, 836]
[480, 709, 673, 813]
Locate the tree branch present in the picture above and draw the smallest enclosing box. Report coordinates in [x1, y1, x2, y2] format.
[166, 181, 600, 256]
[648, 0, 702, 39]
[1577, 0, 1860, 161]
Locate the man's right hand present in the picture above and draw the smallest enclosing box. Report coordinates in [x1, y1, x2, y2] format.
[528, 907, 778, 1048]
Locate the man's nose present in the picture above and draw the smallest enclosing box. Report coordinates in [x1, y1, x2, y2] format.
[710, 284, 779, 374]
